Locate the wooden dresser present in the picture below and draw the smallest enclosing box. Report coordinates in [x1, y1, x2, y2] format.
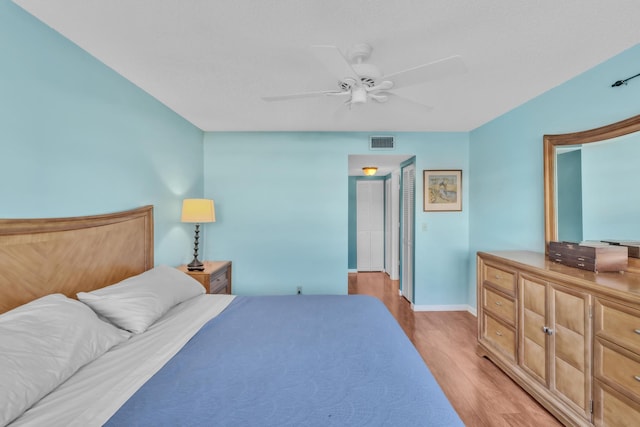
[477, 251, 640, 427]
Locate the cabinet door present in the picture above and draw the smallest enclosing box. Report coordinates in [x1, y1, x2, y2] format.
[519, 274, 548, 385]
[550, 284, 592, 419]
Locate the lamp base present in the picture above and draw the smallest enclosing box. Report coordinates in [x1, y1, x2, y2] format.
[187, 258, 205, 271]
[188, 223, 205, 271]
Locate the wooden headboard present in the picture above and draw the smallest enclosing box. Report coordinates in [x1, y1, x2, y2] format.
[0, 206, 154, 314]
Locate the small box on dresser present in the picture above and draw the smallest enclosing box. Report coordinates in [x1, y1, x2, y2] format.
[177, 261, 232, 294]
[601, 240, 640, 259]
[548, 241, 628, 273]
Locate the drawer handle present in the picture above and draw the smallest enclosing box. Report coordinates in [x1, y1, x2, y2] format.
[495, 301, 503, 306]
[542, 326, 554, 336]
[577, 263, 585, 267]
[635, 329, 640, 335]
[495, 274, 502, 279]
[577, 257, 585, 261]
[635, 375, 640, 382]
[495, 331, 503, 336]
[554, 253, 561, 257]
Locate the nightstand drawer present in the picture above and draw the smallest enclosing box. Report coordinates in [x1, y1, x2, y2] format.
[210, 268, 229, 294]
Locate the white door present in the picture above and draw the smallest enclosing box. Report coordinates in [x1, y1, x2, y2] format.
[401, 164, 415, 302]
[357, 180, 384, 271]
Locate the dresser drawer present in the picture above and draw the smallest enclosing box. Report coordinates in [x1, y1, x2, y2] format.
[595, 299, 640, 355]
[482, 263, 516, 295]
[594, 381, 640, 427]
[482, 287, 515, 326]
[482, 313, 516, 361]
[595, 339, 640, 402]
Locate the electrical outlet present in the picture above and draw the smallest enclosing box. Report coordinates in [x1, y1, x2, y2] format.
[296, 286, 302, 295]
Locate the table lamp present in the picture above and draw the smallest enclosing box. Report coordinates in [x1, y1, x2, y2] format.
[181, 198, 215, 271]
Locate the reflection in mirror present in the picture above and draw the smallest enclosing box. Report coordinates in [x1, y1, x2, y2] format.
[556, 133, 640, 243]
[544, 113, 640, 273]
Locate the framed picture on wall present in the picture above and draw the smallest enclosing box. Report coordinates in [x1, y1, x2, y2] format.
[423, 170, 462, 212]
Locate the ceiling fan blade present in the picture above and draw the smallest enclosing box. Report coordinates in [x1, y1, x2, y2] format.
[311, 45, 361, 83]
[369, 93, 389, 103]
[382, 55, 467, 89]
[367, 80, 394, 93]
[261, 90, 347, 102]
[382, 91, 434, 111]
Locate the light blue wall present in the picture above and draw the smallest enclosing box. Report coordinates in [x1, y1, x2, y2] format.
[203, 132, 469, 305]
[469, 43, 640, 307]
[0, 1, 204, 266]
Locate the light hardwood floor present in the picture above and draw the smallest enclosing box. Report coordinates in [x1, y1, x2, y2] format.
[348, 272, 563, 427]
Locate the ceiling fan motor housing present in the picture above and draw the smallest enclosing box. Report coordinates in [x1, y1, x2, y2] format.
[340, 63, 381, 89]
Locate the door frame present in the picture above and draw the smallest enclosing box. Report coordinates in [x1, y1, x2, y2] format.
[399, 158, 416, 303]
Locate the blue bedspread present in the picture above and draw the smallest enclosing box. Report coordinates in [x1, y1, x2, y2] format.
[105, 295, 463, 426]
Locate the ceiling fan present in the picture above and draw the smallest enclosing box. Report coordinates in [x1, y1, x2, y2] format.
[262, 43, 467, 110]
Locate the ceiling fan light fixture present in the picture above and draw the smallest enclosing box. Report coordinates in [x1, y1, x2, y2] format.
[351, 86, 367, 104]
[362, 166, 378, 176]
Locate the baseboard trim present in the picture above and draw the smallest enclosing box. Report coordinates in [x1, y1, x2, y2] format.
[348, 269, 358, 273]
[412, 304, 476, 316]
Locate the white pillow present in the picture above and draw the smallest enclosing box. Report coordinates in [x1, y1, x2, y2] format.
[77, 265, 205, 334]
[0, 294, 131, 426]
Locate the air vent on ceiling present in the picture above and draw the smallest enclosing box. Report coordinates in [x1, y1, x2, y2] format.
[369, 136, 395, 150]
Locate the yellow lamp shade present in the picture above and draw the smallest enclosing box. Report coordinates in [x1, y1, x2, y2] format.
[181, 199, 215, 223]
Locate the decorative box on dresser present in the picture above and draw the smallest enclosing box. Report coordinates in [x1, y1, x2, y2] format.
[177, 261, 232, 294]
[477, 251, 640, 427]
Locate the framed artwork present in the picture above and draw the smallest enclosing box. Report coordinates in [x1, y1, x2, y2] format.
[423, 170, 462, 212]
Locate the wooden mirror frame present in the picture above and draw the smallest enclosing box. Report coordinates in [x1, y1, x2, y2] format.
[544, 113, 640, 273]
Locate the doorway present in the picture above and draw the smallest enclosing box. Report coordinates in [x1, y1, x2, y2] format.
[348, 154, 415, 301]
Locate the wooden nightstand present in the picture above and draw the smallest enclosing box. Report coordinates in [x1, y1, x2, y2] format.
[177, 261, 232, 294]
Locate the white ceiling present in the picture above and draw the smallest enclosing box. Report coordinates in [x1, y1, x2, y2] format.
[13, 0, 640, 132]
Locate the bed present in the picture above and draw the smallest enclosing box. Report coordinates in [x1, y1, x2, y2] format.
[0, 206, 463, 426]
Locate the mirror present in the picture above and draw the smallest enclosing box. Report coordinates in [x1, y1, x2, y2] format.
[544, 113, 640, 273]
